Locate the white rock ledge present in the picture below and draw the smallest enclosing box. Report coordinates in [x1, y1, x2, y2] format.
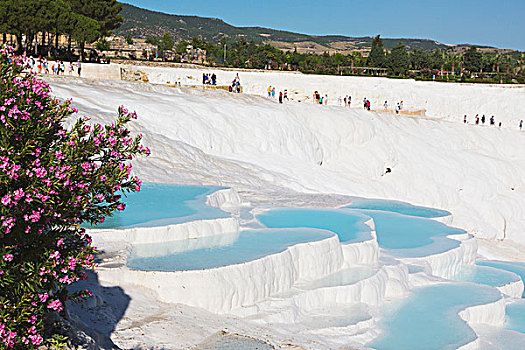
[457, 292, 506, 350]
[400, 233, 477, 279]
[206, 187, 242, 212]
[88, 217, 239, 246]
[497, 279, 524, 298]
[97, 232, 344, 314]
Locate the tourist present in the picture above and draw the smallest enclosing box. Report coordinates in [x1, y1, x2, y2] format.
[464, 115, 467, 124]
[400, 101, 404, 110]
[481, 115, 486, 124]
[343, 96, 347, 106]
[366, 99, 371, 111]
[279, 91, 283, 104]
[69, 62, 74, 75]
[363, 97, 367, 109]
[272, 87, 276, 98]
[347, 96, 351, 108]
[490, 116, 495, 125]
[324, 94, 328, 105]
[268, 85, 272, 97]
[284, 90, 289, 101]
[520, 120, 523, 130]
[77, 61, 81, 77]
[384, 101, 388, 110]
[338, 96, 342, 106]
[211, 73, 217, 85]
[499, 122, 502, 128]
[475, 115, 479, 125]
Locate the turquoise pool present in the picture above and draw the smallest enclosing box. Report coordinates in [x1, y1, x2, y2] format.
[505, 300, 525, 334]
[476, 260, 525, 297]
[92, 183, 229, 229]
[346, 198, 450, 218]
[368, 283, 501, 350]
[351, 209, 464, 257]
[256, 208, 373, 243]
[452, 265, 521, 287]
[127, 228, 334, 271]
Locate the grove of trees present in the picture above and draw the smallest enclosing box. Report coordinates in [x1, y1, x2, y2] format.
[166, 34, 525, 84]
[0, 0, 122, 60]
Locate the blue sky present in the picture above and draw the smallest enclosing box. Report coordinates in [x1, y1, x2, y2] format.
[122, 0, 524, 51]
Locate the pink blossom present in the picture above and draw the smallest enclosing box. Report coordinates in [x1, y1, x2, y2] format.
[3, 253, 13, 262]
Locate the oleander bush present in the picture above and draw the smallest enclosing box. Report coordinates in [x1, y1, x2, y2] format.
[0, 46, 149, 348]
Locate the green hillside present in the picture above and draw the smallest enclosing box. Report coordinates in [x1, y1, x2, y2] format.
[116, 3, 453, 52]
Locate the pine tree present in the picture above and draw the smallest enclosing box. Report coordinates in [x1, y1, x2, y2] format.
[388, 41, 410, 75]
[463, 46, 482, 73]
[367, 35, 386, 68]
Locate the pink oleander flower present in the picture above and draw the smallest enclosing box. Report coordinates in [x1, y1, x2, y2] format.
[47, 299, 63, 311]
[3, 253, 13, 262]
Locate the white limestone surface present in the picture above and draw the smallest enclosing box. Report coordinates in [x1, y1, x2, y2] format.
[97, 232, 344, 314]
[400, 234, 478, 279]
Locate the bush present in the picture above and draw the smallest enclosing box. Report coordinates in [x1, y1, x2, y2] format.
[0, 46, 149, 348]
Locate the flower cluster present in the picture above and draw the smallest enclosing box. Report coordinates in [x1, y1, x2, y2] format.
[0, 46, 149, 348]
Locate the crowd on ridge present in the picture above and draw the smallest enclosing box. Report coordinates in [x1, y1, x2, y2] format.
[26, 56, 82, 76]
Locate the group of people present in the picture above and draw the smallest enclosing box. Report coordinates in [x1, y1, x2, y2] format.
[363, 97, 371, 111]
[337, 96, 352, 107]
[266, 86, 289, 104]
[202, 73, 217, 85]
[27, 56, 82, 77]
[229, 73, 241, 93]
[463, 114, 506, 128]
[313, 91, 328, 105]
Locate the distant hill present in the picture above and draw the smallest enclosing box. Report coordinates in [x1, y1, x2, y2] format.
[115, 3, 481, 54]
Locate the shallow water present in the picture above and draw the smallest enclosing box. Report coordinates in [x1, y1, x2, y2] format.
[352, 209, 464, 257]
[504, 300, 525, 334]
[476, 260, 525, 297]
[452, 265, 520, 287]
[91, 183, 229, 229]
[368, 283, 501, 350]
[127, 228, 334, 271]
[347, 198, 450, 218]
[256, 208, 373, 243]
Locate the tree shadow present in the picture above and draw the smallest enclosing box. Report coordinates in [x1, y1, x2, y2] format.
[66, 269, 130, 349]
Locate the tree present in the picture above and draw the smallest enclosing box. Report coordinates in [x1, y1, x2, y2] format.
[69, 0, 122, 36]
[175, 40, 190, 55]
[71, 14, 100, 61]
[159, 32, 174, 53]
[410, 48, 430, 70]
[95, 37, 111, 51]
[388, 41, 410, 75]
[367, 35, 386, 68]
[463, 46, 482, 73]
[69, 0, 122, 60]
[0, 47, 149, 348]
[124, 33, 134, 45]
[145, 35, 160, 46]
